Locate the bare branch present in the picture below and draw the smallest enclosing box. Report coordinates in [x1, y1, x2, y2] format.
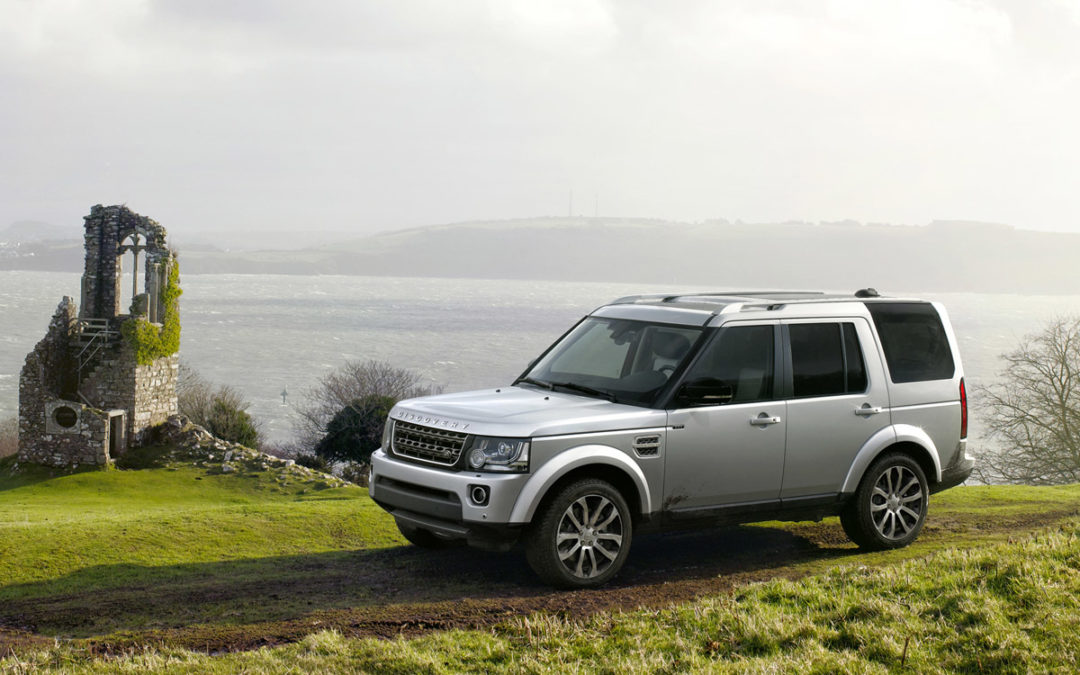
[976, 316, 1080, 484]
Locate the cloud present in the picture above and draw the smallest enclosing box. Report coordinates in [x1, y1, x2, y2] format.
[1, 0, 1079, 233]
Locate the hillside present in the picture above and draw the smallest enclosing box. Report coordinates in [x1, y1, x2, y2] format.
[1, 448, 1078, 672]
[173, 217, 1080, 293]
[7, 217, 1080, 293]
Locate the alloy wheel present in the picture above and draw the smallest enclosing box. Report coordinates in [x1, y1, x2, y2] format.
[555, 494, 625, 579]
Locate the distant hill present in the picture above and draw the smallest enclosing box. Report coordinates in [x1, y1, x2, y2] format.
[5, 216, 1079, 294]
[0, 221, 77, 243]
[181, 217, 1080, 294]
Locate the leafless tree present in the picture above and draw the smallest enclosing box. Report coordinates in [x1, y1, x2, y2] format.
[976, 316, 1080, 485]
[0, 416, 17, 459]
[293, 359, 440, 452]
[178, 361, 262, 447]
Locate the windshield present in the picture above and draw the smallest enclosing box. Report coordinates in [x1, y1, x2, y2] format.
[518, 317, 703, 406]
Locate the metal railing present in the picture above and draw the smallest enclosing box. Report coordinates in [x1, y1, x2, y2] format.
[75, 319, 120, 394]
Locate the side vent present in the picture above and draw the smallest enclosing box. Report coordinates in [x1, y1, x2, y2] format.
[633, 434, 662, 457]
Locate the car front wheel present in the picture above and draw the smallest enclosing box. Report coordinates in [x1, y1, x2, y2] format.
[525, 478, 632, 588]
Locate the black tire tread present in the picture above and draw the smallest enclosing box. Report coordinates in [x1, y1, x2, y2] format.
[525, 478, 632, 589]
[841, 451, 928, 550]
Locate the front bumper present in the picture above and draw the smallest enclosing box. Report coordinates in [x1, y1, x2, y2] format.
[369, 448, 530, 548]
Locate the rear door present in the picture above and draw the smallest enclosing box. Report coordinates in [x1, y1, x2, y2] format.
[780, 318, 892, 499]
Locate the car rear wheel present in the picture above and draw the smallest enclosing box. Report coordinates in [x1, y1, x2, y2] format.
[525, 478, 632, 588]
[841, 452, 928, 550]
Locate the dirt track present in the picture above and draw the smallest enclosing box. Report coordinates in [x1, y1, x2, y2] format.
[4, 507, 1056, 655]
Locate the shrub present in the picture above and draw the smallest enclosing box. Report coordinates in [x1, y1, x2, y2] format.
[294, 359, 440, 453]
[314, 394, 396, 465]
[295, 453, 332, 473]
[340, 461, 370, 487]
[178, 362, 261, 448]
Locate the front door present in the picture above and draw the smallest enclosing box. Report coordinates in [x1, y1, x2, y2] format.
[663, 323, 786, 513]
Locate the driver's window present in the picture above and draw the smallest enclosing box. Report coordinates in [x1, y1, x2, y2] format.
[682, 325, 775, 404]
[629, 326, 698, 376]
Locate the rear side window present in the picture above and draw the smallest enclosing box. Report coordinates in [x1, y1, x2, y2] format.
[789, 322, 868, 398]
[867, 303, 955, 383]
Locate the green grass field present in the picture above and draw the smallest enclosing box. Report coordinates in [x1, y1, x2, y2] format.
[1, 449, 1078, 673]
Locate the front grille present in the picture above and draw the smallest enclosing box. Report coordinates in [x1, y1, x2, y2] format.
[392, 420, 469, 467]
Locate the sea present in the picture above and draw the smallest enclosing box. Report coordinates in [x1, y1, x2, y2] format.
[3, 270, 1080, 444]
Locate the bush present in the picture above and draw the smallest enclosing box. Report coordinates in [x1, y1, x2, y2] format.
[340, 461, 370, 487]
[178, 362, 262, 448]
[0, 416, 17, 459]
[207, 397, 260, 449]
[294, 359, 440, 453]
[295, 453, 332, 473]
[314, 394, 396, 465]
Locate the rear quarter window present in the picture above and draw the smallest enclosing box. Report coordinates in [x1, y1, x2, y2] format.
[866, 303, 955, 383]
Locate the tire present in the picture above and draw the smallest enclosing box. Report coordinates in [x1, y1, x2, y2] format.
[841, 452, 929, 550]
[398, 522, 457, 549]
[525, 478, 633, 588]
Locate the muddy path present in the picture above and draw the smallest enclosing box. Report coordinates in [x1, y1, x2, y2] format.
[2, 506, 1069, 657]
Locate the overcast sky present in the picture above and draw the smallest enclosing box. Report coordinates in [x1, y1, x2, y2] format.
[3, 0, 1079, 239]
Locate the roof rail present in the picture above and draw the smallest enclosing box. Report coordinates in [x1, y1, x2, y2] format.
[611, 289, 885, 307]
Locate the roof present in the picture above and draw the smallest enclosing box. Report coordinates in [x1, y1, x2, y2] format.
[596, 288, 930, 325]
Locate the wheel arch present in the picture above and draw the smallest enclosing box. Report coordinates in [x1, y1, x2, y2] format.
[508, 445, 651, 523]
[840, 424, 942, 494]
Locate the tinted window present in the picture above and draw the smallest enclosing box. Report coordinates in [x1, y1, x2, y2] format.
[867, 303, 955, 383]
[789, 322, 868, 398]
[682, 325, 774, 404]
[790, 323, 845, 397]
[844, 323, 868, 392]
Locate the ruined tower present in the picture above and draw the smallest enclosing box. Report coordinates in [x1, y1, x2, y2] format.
[17, 205, 180, 468]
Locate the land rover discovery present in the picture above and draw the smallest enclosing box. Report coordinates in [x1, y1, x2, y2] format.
[370, 289, 973, 588]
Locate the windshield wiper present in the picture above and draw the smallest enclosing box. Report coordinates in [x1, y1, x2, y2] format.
[515, 376, 553, 390]
[549, 381, 618, 403]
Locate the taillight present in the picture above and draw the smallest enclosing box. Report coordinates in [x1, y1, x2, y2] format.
[959, 378, 968, 439]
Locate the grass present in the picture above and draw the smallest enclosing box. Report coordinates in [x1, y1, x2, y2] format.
[1, 450, 1079, 672]
[3, 521, 1078, 673]
[0, 451, 402, 634]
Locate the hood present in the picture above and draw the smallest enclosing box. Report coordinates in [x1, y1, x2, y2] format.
[390, 385, 666, 438]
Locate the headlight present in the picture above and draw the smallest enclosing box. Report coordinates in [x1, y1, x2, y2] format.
[466, 437, 530, 472]
[382, 418, 394, 452]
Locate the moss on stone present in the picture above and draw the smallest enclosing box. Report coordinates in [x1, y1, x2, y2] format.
[121, 259, 182, 365]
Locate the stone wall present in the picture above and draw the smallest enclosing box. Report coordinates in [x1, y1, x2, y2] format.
[80, 204, 168, 321]
[134, 354, 179, 443]
[18, 298, 111, 468]
[78, 346, 178, 446]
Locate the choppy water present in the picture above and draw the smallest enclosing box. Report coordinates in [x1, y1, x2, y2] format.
[3, 270, 1080, 443]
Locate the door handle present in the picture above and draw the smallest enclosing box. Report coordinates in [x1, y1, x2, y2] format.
[750, 414, 781, 427]
[855, 404, 883, 416]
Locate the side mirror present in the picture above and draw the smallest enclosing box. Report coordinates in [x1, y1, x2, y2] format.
[677, 379, 734, 406]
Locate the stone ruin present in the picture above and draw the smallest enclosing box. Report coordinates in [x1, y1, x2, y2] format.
[17, 205, 180, 468]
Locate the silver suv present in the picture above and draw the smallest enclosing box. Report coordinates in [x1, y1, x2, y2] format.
[370, 289, 973, 588]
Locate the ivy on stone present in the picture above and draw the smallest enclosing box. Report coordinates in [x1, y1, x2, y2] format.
[121, 259, 182, 365]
